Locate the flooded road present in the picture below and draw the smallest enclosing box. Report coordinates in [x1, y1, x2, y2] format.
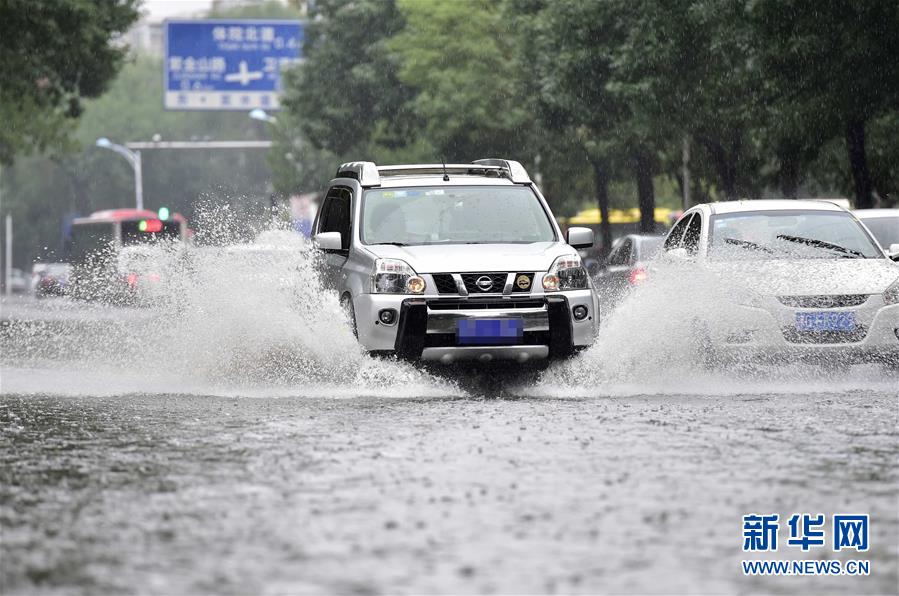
[2, 242, 897, 594]
[2, 375, 897, 594]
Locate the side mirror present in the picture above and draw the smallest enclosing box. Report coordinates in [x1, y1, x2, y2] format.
[889, 244, 899, 262]
[314, 231, 342, 251]
[567, 226, 594, 249]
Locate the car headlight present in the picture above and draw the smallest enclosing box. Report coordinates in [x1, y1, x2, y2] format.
[884, 277, 899, 305]
[372, 258, 426, 294]
[543, 254, 588, 291]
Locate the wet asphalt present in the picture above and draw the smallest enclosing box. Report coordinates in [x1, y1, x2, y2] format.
[1, 385, 897, 594]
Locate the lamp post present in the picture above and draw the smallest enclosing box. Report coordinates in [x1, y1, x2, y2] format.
[96, 137, 143, 211]
[249, 108, 277, 124]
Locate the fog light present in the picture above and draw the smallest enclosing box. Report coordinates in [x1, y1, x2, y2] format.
[543, 273, 559, 291]
[406, 276, 426, 294]
[572, 305, 588, 320]
[378, 309, 397, 325]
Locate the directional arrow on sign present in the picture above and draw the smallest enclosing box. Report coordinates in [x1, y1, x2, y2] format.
[224, 60, 263, 86]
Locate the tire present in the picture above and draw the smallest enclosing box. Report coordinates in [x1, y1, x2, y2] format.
[340, 293, 358, 339]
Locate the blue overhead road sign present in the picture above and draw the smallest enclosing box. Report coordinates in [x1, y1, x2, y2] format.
[164, 19, 303, 111]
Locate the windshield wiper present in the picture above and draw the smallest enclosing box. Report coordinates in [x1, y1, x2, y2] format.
[776, 234, 865, 258]
[371, 242, 408, 247]
[723, 237, 775, 254]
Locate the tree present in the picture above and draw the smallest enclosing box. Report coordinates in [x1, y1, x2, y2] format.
[0, 0, 139, 163]
[279, 0, 417, 159]
[388, 0, 534, 162]
[514, 0, 634, 253]
[751, 1, 899, 208]
[610, 0, 767, 202]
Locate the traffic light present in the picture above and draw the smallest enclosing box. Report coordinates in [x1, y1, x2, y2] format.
[157, 207, 170, 221]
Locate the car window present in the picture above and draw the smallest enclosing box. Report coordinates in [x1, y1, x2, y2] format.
[362, 186, 555, 246]
[859, 216, 899, 248]
[709, 210, 883, 260]
[320, 188, 352, 250]
[682, 213, 703, 255]
[609, 239, 632, 265]
[664, 213, 693, 250]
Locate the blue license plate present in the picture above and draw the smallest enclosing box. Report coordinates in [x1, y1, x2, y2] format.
[457, 318, 523, 345]
[795, 311, 856, 332]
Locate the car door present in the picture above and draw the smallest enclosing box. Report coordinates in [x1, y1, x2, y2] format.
[314, 186, 353, 290]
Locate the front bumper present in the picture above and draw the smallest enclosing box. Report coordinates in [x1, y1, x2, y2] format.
[353, 289, 598, 361]
[706, 299, 899, 365]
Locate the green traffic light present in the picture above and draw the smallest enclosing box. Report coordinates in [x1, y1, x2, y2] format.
[138, 220, 148, 232]
[158, 207, 170, 221]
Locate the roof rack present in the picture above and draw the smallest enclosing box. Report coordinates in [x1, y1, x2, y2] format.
[334, 158, 532, 187]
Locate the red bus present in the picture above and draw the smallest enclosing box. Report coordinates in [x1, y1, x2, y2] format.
[69, 208, 188, 300]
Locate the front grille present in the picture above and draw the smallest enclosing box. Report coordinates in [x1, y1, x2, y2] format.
[778, 295, 869, 308]
[511, 273, 534, 293]
[432, 274, 457, 294]
[782, 326, 869, 344]
[461, 272, 508, 294]
[432, 272, 537, 295]
[427, 299, 545, 310]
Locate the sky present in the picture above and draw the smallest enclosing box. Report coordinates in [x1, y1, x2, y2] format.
[142, 0, 215, 21]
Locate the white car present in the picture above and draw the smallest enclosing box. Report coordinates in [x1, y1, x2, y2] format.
[312, 159, 600, 363]
[661, 200, 899, 367]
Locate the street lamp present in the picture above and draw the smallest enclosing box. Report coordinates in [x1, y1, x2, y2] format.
[95, 137, 143, 210]
[249, 108, 277, 124]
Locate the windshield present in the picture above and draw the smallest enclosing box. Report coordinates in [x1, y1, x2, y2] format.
[859, 216, 899, 248]
[709, 210, 883, 260]
[362, 186, 556, 246]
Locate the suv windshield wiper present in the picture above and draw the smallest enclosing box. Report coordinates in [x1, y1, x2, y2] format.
[775, 234, 866, 258]
[723, 237, 775, 254]
[371, 242, 408, 247]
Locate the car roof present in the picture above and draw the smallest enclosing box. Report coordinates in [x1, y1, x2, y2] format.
[853, 208, 899, 219]
[623, 233, 664, 241]
[705, 199, 846, 215]
[374, 175, 518, 189]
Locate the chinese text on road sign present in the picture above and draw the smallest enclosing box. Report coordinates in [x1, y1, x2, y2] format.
[164, 20, 303, 111]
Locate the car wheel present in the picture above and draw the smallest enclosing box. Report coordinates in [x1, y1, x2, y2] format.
[340, 294, 358, 339]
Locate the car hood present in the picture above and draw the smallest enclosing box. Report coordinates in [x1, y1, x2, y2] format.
[364, 242, 575, 273]
[707, 258, 899, 295]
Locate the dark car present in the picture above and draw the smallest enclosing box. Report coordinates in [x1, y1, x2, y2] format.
[595, 234, 664, 310]
[32, 263, 70, 297]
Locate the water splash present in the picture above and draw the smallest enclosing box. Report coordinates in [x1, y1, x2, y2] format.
[1, 218, 457, 398]
[530, 261, 898, 397]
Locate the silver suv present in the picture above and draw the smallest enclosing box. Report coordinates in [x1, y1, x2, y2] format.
[312, 159, 600, 363]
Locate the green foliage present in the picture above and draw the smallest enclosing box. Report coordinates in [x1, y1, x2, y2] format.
[388, 0, 533, 161]
[751, 0, 899, 205]
[209, 0, 302, 19]
[280, 0, 417, 158]
[0, 0, 139, 163]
